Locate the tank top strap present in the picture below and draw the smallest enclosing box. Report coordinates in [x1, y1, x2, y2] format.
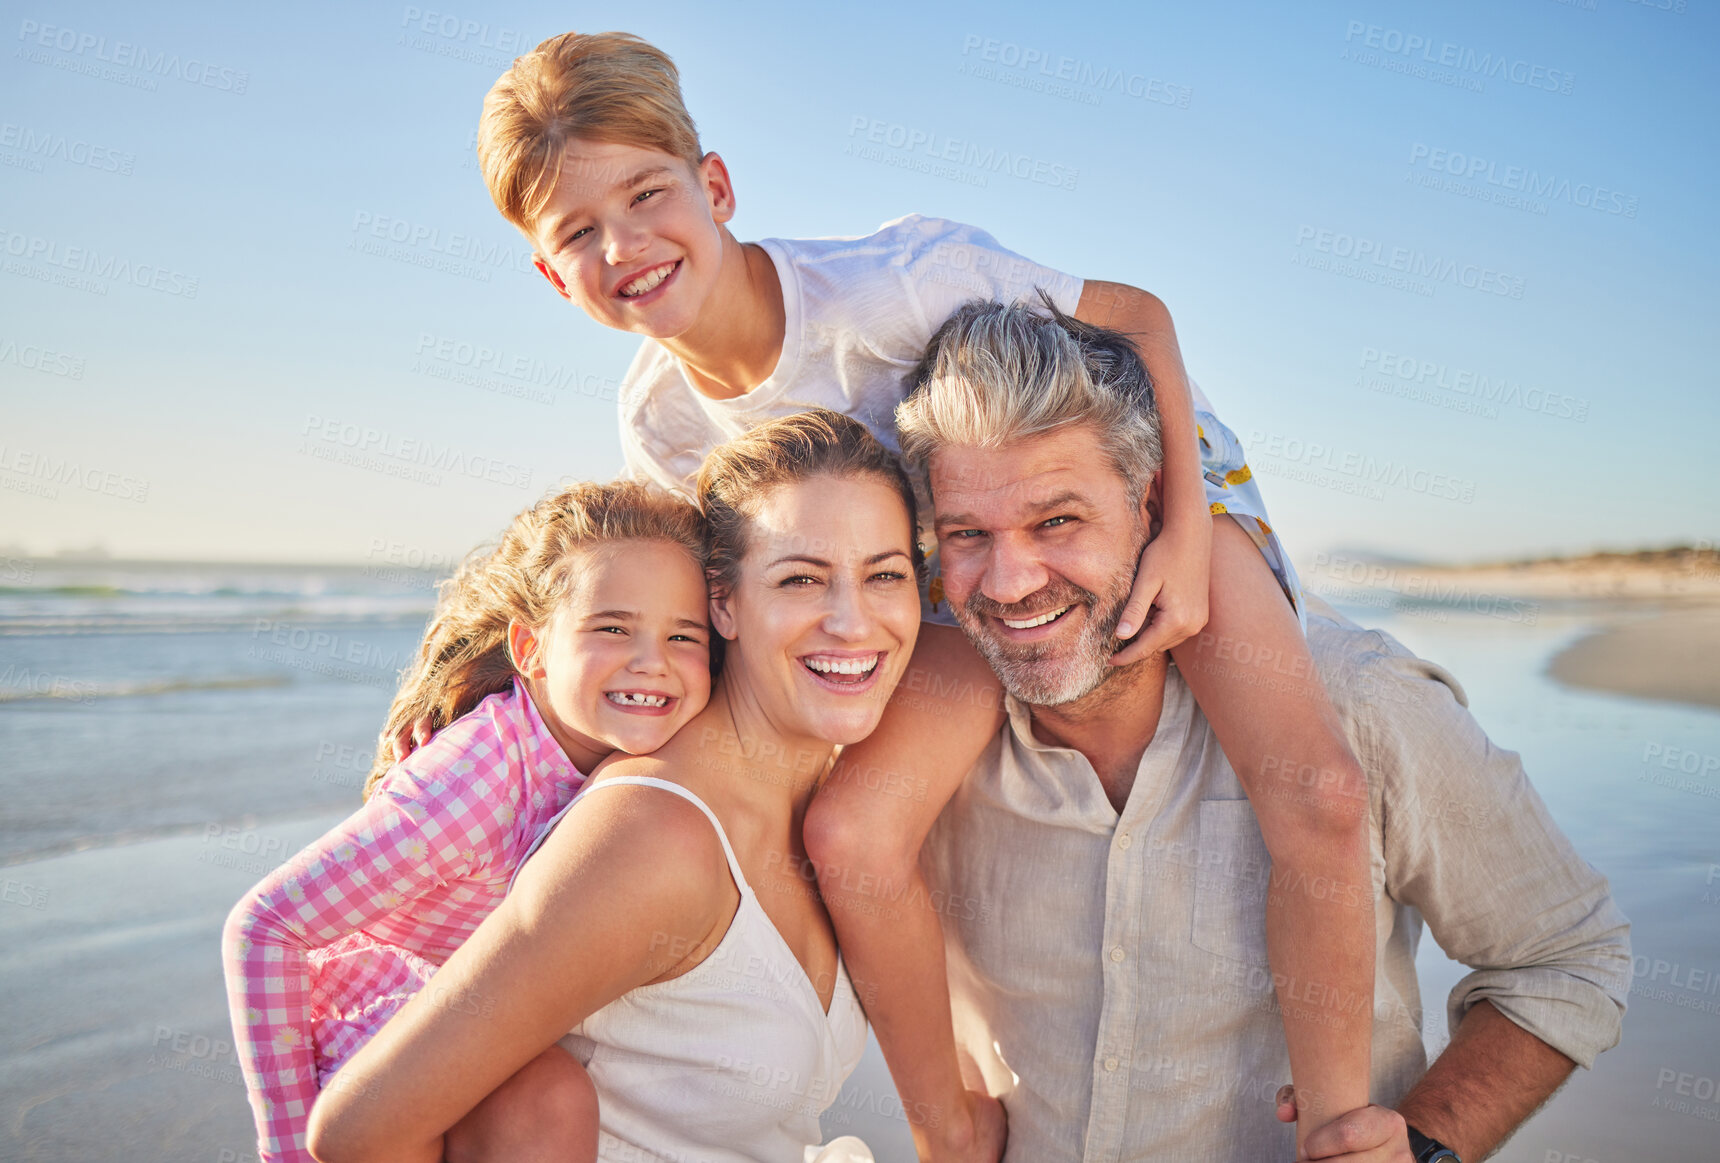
[578, 775, 750, 892]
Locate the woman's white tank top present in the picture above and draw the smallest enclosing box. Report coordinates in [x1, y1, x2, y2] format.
[514, 775, 869, 1163]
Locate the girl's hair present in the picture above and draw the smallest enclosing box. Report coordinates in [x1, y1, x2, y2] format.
[478, 31, 704, 235]
[365, 480, 707, 798]
[696, 409, 924, 595]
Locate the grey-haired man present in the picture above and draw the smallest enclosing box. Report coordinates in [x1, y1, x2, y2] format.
[894, 300, 1630, 1162]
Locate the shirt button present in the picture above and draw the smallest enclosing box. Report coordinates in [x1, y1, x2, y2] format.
[1117, 833, 1133, 850]
[1110, 946, 1125, 963]
[1104, 1057, 1120, 1072]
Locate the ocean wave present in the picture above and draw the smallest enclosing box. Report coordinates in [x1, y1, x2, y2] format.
[0, 560, 445, 630]
[0, 608, 433, 636]
[0, 674, 293, 704]
[2, 559, 450, 594]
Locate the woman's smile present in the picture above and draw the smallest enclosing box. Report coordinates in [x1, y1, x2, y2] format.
[798, 650, 885, 693]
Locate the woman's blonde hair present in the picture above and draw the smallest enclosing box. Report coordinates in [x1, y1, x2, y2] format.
[366, 480, 706, 797]
[696, 409, 924, 595]
[478, 31, 704, 235]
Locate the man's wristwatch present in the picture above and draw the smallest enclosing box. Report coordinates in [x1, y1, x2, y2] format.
[1406, 1124, 1461, 1163]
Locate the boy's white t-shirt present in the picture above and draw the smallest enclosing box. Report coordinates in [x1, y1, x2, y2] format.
[615, 212, 1300, 626]
[617, 213, 1084, 495]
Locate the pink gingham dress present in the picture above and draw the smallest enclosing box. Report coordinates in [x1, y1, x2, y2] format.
[220, 679, 585, 1163]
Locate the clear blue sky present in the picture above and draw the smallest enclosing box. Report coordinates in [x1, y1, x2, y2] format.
[3, 0, 1716, 566]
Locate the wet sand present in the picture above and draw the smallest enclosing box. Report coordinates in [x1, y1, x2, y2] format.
[0, 813, 342, 1162]
[0, 815, 917, 1163]
[1548, 607, 1720, 711]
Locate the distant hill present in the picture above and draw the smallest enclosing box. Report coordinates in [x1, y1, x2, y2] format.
[1306, 544, 1720, 604]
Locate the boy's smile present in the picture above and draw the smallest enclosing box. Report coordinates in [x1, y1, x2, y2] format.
[615, 258, 682, 302]
[527, 139, 730, 339]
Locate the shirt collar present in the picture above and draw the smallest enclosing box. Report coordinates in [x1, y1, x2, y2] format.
[511, 675, 581, 778]
[998, 663, 1195, 763]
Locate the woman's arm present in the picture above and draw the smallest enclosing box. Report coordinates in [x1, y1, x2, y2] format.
[305, 782, 734, 1163]
[221, 765, 501, 1163]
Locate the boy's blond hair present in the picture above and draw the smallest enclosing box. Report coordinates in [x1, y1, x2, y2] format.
[478, 31, 704, 236]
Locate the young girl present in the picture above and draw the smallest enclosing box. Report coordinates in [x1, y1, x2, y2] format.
[447, 32, 1377, 1159]
[222, 480, 712, 1163]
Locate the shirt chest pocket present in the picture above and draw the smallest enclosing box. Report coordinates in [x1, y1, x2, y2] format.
[1188, 799, 1272, 966]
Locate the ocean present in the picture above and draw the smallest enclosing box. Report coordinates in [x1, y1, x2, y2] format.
[1, 566, 1716, 1161]
[0, 560, 438, 866]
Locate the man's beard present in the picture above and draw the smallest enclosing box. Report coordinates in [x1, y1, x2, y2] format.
[955, 568, 1135, 708]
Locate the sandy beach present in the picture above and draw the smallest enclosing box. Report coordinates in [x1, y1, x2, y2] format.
[1548, 607, 1720, 712]
[1304, 547, 1720, 710]
[1398, 547, 1720, 604]
[1307, 546, 1720, 605]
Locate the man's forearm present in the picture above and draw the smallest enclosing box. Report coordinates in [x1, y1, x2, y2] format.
[1397, 1000, 1577, 1160]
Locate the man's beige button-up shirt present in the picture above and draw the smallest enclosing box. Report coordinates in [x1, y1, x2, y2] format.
[920, 603, 1630, 1162]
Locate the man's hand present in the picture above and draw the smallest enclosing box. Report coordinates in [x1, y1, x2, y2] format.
[387, 715, 436, 765]
[1277, 1087, 1413, 1162]
[1110, 519, 1210, 666]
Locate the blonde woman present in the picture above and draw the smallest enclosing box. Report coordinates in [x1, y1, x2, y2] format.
[308, 411, 924, 1163]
